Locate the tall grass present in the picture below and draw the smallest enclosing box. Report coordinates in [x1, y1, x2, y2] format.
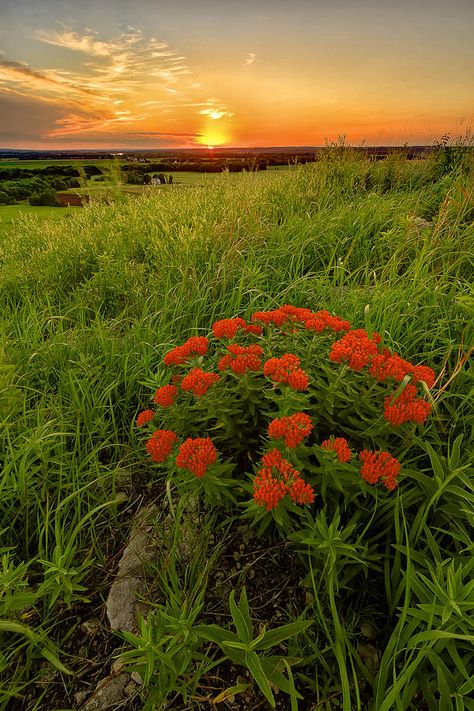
[1, 148, 473, 709]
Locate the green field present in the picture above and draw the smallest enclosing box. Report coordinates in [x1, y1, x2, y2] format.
[1, 149, 473, 710]
[0, 204, 80, 236]
[0, 158, 127, 170]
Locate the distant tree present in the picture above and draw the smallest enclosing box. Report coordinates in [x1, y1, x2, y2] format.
[0, 190, 13, 205]
[167, 174, 173, 184]
[28, 190, 58, 206]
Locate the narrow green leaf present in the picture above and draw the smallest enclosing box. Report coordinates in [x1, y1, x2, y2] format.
[41, 646, 73, 675]
[245, 650, 275, 708]
[193, 624, 237, 646]
[257, 620, 312, 651]
[229, 589, 252, 644]
[212, 683, 249, 704]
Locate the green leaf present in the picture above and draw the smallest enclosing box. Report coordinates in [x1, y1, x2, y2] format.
[193, 624, 237, 646]
[41, 646, 73, 675]
[212, 683, 249, 704]
[257, 620, 312, 651]
[229, 589, 252, 644]
[244, 650, 275, 708]
[260, 656, 304, 698]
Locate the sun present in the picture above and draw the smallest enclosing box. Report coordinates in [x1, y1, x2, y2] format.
[197, 126, 230, 148]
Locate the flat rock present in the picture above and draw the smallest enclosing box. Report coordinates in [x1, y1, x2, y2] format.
[106, 504, 159, 633]
[81, 672, 129, 710]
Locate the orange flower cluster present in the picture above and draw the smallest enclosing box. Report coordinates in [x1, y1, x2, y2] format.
[180, 367, 220, 397]
[263, 353, 309, 391]
[253, 448, 315, 510]
[369, 352, 435, 388]
[212, 317, 262, 339]
[359, 449, 400, 490]
[153, 384, 178, 407]
[146, 429, 178, 463]
[251, 304, 350, 332]
[218, 344, 264, 374]
[304, 310, 351, 333]
[136, 409, 154, 427]
[163, 336, 209, 366]
[383, 384, 431, 425]
[175, 437, 217, 477]
[268, 412, 313, 447]
[321, 437, 352, 462]
[331, 330, 435, 388]
[251, 304, 311, 327]
[329, 329, 382, 371]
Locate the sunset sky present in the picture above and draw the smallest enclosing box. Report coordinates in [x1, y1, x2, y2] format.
[1, 0, 473, 149]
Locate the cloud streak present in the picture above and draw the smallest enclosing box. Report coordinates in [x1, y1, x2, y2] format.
[0, 27, 234, 143]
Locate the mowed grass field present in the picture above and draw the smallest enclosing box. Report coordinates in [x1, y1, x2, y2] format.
[0, 150, 473, 710]
[0, 169, 253, 236]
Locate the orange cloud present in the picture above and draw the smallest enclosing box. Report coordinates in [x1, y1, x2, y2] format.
[0, 28, 235, 144]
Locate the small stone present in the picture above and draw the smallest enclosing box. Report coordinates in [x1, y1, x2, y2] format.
[360, 621, 377, 640]
[111, 658, 126, 673]
[74, 690, 89, 706]
[82, 673, 129, 710]
[81, 618, 101, 636]
[131, 671, 143, 685]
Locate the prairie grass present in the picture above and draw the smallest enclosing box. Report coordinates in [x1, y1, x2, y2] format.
[0, 147, 473, 710]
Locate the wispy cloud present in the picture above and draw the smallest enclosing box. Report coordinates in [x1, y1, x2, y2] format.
[0, 27, 234, 142]
[244, 53, 256, 66]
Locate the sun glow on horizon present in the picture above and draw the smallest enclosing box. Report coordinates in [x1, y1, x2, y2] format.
[196, 124, 231, 148]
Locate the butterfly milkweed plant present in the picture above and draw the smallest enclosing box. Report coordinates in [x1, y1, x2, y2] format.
[132, 304, 464, 710]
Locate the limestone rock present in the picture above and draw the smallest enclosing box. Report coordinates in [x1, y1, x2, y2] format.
[106, 504, 158, 633]
[81, 672, 129, 710]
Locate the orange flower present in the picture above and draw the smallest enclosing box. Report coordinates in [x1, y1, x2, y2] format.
[329, 329, 381, 371]
[180, 367, 220, 397]
[383, 384, 431, 425]
[321, 437, 352, 462]
[268, 412, 313, 447]
[146, 429, 178, 462]
[305, 310, 351, 333]
[212, 317, 246, 339]
[263, 353, 309, 391]
[136, 410, 154, 427]
[163, 336, 209, 366]
[217, 343, 264, 374]
[175, 437, 217, 477]
[153, 384, 178, 407]
[253, 448, 315, 510]
[359, 449, 400, 490]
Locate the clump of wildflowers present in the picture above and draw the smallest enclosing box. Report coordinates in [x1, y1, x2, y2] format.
[321, 437, 352, 463]
[138, 304, 435, 519]
[146, 429, 178, 463]
[263, 353, 309, 391]
[176, 437, 217, 477]
[154, 384, 178, 407]
[268, 412, 313, 448]
[180, 367, 220, 397]
[359, 450, 400, 491]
